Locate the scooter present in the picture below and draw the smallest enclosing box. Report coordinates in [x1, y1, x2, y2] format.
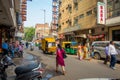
[15, 62, 43, 80]
[0, 55, 44, 80]
[0, 55, 15, 80]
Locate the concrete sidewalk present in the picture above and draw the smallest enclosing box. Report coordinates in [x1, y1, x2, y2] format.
[26, 48, 120, 80]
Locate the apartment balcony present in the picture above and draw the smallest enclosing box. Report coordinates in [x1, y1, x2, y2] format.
[61, 24, 81, 33]
[0, 0, 18, 27]
[106, 17, 120, 27]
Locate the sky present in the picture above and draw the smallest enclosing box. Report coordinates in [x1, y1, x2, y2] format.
[24, 0, 52, 27]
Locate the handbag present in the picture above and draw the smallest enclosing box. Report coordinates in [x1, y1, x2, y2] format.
[63, 53, 67, 58]
[62, 49, 67, 59]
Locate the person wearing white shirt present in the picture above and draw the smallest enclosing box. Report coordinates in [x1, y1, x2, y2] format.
[108, 41, 118, 70]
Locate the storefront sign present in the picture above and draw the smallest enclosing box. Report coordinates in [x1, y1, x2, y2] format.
[88, 34, 104, 39]
[97, 2, 105, 24]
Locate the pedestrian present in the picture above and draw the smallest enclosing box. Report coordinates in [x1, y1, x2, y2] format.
[26, 42, 28, 48]
[14, 41, 19, 53]
[104, 43, 110, 64]
[56, 44, 66, 75]
[83, 43, 90, 60]
[2, 40, 9, 55]
[108, 41, 118, 70]
[83, 43, 88, 59]
[9, 42, 15, 58]
[90, 45, 94, 58]
[77, 43, 83, 60]
[19, 42, 24, 52]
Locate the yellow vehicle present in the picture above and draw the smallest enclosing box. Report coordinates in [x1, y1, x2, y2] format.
[41, 37, 56, 54]
[62, 41, 78, 55]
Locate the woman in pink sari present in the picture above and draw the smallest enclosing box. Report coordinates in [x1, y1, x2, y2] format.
[56, 44, 66, 75]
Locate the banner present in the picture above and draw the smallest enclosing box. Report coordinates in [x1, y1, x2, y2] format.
[88, 34, 104, 39]
[97, 2, 105, 24]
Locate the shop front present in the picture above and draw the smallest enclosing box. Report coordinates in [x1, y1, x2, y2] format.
[59, 24, 81, 41]
[109, 26, 120, 41]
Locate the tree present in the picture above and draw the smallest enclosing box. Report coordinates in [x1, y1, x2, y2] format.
[23, 27, 35, 41]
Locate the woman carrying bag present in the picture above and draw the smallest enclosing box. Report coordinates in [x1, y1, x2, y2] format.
[56, 44, 66, 75]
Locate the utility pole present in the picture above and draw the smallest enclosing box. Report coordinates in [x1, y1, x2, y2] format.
[44, 10, 46, 35]
[40, 9, 46, 36]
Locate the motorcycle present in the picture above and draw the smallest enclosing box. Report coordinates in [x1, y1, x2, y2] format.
[0, 55, 15, 80]
[0, 55, 44, 80]
[14, 50, 23, 58]
[15, 62, 43, 80]
[30, 45, 34, 51]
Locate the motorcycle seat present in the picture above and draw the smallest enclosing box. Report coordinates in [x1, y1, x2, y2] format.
[15, 62, 40, 75]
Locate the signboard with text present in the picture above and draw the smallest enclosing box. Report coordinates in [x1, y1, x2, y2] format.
[97, 2, 105, 24]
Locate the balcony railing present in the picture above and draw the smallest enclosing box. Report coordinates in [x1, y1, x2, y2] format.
[63, 24, 81, 33]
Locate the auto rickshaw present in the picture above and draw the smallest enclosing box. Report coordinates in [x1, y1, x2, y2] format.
[62, 41, 78, 55]
[41, 37, 56, 54]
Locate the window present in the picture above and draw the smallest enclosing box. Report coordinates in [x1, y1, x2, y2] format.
[74, 17, 78, 25]
[93, 43, 107, 47]
[68, 6, 72, 13]
[86, 10, 92, 16]
[68, 21, 72, 26]
[74, 3, 78, 10]
[107, 0, 120, 18]
[62, 10, 64, 13]
[62, 22, 64, 25]
[48, 42, 55, 48]
[114, 43, 120, 50]
[79, 14, 84, 19]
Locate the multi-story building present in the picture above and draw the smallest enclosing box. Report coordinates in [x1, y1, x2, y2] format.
[58, 0, 107, 43]
[51, 0, 59, 37]
[35, 23, 50, 39]
[0, 0, 31, 52]
[15, 0, 27, 41]
[105, 0, 120, 41]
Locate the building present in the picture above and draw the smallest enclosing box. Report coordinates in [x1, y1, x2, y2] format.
[51, 0, 59, 37]
[0, 0, 31, 52]
[35, 23, 50, 39]
[105, 0, 120, 41]
[58, 0, 107, 43]
[15, 0, 27, 41]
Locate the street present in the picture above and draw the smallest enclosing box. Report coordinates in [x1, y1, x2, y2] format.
[25, 47, 120, 80]
[6, 47, 120, 80]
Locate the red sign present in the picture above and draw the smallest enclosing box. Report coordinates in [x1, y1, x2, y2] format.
[97, 2, 105, 24]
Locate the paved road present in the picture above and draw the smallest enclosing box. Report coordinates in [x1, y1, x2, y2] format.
[26, 47, 120, 80]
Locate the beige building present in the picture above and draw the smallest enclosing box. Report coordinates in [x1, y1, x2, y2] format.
[35, 23, 50, 39]
[58, 0, 107, 43]
[105, 0, 120, 41]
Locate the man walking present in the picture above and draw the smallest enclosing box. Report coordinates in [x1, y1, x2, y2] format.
[104, 43, 110, 64]
[108, 41, 118, 70]
[2, 40, 9, 55]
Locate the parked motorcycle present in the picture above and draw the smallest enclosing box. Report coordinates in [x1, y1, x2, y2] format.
[0, 55, 15, 80]
[15, 62, 43, 80]
[14, 51, 23, 58]
[30, 45, 34, 51]
[0, 55, 44, 80]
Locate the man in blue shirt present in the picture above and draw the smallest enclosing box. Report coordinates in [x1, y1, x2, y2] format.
[2, 40, 9, 55]
[104, 43, 110, 64]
